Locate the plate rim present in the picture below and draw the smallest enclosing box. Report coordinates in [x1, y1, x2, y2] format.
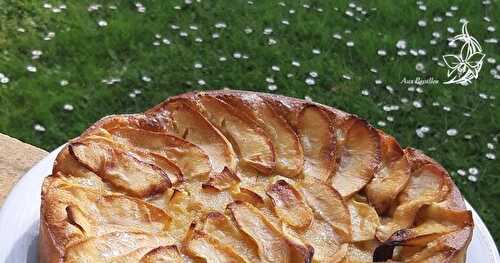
[0, 145, 498, 262]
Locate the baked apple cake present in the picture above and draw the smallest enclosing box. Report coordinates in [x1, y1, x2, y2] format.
[40, 90, 473, 262]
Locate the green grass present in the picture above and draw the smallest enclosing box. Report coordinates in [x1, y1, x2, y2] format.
[1, 0, 499, 246]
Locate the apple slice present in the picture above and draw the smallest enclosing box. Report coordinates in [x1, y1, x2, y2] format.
[405, 148, 466, 211]
[186, 230, 249, 263]
[266, 180, 313, 228]
[397, 164, 448, 204]
[92, 194, 172, 232]
[140, 245, 183, 263]
[64, 232, 175, 262]
[89, 131, 184, 185]
[43, 183, 172, 244]
[331, 118, 381, 199]
[380, 227, 473, 262]
[286, 178, 351, 262]
[220, 94, 304, 178]
[388, 221, 460, 249]
[279, 226, 315, 263]
[376, 164, 448, 242]
[365, 132, 410, 214]
[145, 152, 183, 186]
[202, 167, 241, 191]
[52, 147, 107, 190]
[86, 130, 187, 186]
[405, 227, 472, 262]
[228, 198, 313, 263]
[69, 137, 173, 198]
[385, 203, 473, 250]
[283, 219, 347, 262]
[296, 105, 336, 182]
[107, 127, 211, 181]
[202, 211, 260, 262]
[230, 186, 265, 207]
[197, 95, 276, 174]
[297, 178, 351, 241]
[347, 198, 380, 242]
[153, 98, 237, 174]
[228, 201, 290, 262]
[418, 203, 473, 228]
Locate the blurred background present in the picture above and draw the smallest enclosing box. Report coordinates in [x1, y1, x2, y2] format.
[0, 1, 498, 245]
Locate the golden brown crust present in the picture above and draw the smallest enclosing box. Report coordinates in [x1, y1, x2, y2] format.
[40, 192, 65, 263]
[40, 90, 472, 263]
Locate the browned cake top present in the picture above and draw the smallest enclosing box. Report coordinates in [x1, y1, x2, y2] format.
[40, 90, 473, 263]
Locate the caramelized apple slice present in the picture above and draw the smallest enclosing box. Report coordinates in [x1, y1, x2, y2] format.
[365, 132, 410, 214]
[347, 198, 380, 242]
[69, 137, 172, 197]
[298, 178, 351, 241]
[283, 219, 347, 262]
[186, 230, 249, 263]
[402, 227, 472, 263]
[140, 245, 183, 263]
[202, 212, 260, 262]
[65, 232, 175, 262]
[406, 219, 471, 248]
[146, 153, 183, 186]
[197, 95, 275, 174]
[52, 147, 107, 190]
[95, 194, 172, 232]
[388, 222, 459, 249]
[155, 98, 237, 174]
[419, 203, 473, 228]
[405, 148, 466, 211]
[397, 164, 448, 204]
[108, 127, 211, 180]
[279, 226, 315, 263]
[266, 180, 313, 228]
[387, 203, 473, 249]
[228, 201, 290, 262]
[43, 182, 172, 243]
[238, 197, 314, 263]
[376, 164, 448, 241]
[202, 167, 240, 191]
[331, 118, 380, 198]
[88, 130, 184, 185]
[230, 186, 265, 207]
[378, 227, 473, 262]
[296, 105, 336, 182]
[220, 94, 304, 177]
[53, 147, 94, 179]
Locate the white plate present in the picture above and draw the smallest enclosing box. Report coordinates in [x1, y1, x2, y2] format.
[0, 146, 498, 263]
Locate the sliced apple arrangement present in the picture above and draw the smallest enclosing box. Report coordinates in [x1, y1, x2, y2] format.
[40, 90, 472, 263]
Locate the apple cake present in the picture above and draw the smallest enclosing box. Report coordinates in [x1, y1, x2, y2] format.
[40, 90, 473, 262]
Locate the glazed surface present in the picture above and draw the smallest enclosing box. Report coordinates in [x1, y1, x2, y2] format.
[40, 90, 473, 263]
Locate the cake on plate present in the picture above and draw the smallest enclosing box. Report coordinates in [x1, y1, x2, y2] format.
[40, 90, 473, 262]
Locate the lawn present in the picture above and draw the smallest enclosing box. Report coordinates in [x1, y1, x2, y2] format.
[1, 0, 499, 245]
